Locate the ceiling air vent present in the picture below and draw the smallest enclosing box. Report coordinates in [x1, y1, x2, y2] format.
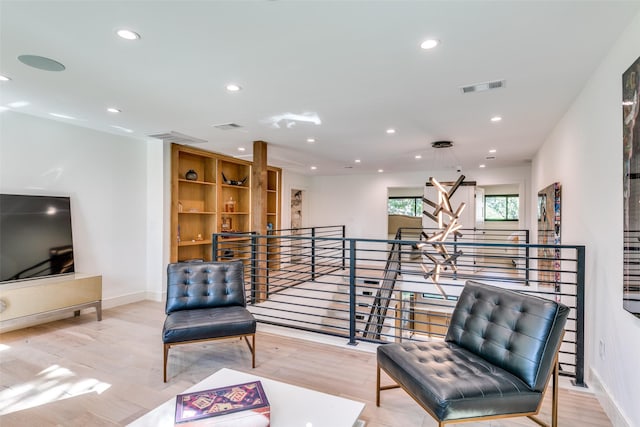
[431, 140, 453, 149]
[148, 131, 207, 144]
[460, 79, 506, 94]
[212, 123, 242, 130]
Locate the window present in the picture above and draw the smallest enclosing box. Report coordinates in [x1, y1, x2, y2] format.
[388, 197, 422, 216]
[484, 194, 519, 221]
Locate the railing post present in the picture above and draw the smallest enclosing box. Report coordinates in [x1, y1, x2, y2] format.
[573, 245, 587, 387]
[311, 227, 316, 281]
[342, 225, 346, 270]
[348, 239, 358, 346]
[212, 234, 219, 261]
[250, 234, 257, 305]
[525, 230, 530, 285]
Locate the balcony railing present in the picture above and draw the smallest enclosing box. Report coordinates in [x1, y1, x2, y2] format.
[212, 226, 586, 387]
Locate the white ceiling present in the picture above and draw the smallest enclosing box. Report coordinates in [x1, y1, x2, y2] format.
[1, 1, 639, 175]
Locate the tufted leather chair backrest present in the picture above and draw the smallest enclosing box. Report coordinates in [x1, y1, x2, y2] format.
[165, 260, 246, 314]
[446, 281, 569, 391]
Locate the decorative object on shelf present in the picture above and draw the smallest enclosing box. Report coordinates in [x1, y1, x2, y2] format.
[222, 172, 248, 186]
[267, 222, 273, 231]
[196, 233, 203, 241]
[416, 175, 466, 297]
[177, 201, 183, 213]
[221, 216, 233, 231]
[222, 249, 234, 259]
[225, 197, 236, 213]
[185, 169, 198, 181]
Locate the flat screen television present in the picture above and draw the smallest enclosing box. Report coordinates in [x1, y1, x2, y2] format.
[0, 194, 75, 283]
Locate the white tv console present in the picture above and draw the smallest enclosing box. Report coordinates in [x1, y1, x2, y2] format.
[0, 273, 102, 332]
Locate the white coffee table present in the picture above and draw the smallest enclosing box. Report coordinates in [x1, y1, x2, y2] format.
[128, 368, 365, 427]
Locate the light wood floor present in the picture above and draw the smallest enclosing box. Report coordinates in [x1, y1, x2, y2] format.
[0, 300, 611, 427]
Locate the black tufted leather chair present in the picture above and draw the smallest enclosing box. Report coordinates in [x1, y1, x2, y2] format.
[162, 260, 256, 382]
[377, 281, 569, 427]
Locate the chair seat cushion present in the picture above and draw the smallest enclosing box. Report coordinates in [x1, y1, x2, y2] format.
[377, 340, 542, 421]
[163, 306, 256, 344]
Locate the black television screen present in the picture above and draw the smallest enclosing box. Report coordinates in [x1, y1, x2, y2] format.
[0, 194, 75, 283]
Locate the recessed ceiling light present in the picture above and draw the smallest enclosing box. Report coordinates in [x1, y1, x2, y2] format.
[386, 128, 396, 134]
[490, 116, 502, 122]
[489, 149, 497, 153]
[479, 164, 486, 168]
[310, 166, 317, 170]
[226, 83, 242, 92]
[0, 74, 11, 81]
[107, 107, 121, 113]
[622, 100, 635, 106]
[49, 112, 76, 120]
[420, 39, 439, 50]
[7, 101, 29, 108]
[306, 138, 315, 143]
[378, 169, 384, 173]
[355, 159, 361, 163]
[415, 155, 422, 159]
[116, 29, 140, 40]
[111, 125, 133, 133]
[238, 147, 246, 152]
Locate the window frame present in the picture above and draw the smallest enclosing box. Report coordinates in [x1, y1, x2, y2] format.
[387, 196, 422, 217]
[484, 194, 519, 221]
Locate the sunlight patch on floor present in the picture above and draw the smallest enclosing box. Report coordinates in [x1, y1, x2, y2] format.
[0, 364, 111, 415]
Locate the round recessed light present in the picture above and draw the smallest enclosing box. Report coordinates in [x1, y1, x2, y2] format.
[116, 29, 140, 40]
[0, 74, 11, 81]
[415, 155, 422, 159]
[378, 169, 384, 173]
[354, 159, 361, 163]
[238, 147, 246, 152]
[107, 107, 121, 113]
[490, 116, 502, 122]
[226, 83, 242, 92]
[310, 166, 317, 170]
[479, 164, 486, 168]
[306, 138, 315, 143]
[18, 55, 65, 72]
[420, 39, 439, 50]
[489, 149, 497, 153]
[386, 128, 396, 134]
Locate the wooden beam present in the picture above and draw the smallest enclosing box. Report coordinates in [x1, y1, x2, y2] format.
[252, 140, 268, 302]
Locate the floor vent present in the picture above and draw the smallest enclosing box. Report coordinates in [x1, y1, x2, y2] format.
[460, 79, 506, 94]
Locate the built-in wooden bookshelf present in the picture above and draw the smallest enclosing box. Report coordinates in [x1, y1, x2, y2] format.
[170, 144, 281, 264]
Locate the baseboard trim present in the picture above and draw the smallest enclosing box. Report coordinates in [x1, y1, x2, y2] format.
[590, 368, 632, 427]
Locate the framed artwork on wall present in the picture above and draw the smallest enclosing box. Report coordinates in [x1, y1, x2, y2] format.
[537, 182, 561, 292]
[622, 55, 640, 318]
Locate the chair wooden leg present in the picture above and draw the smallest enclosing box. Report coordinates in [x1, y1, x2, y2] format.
[552, 358, 559, 427]
[244, 334, 256, 368]
[376, 364, 381, 406]
[163, 343, 170, 383]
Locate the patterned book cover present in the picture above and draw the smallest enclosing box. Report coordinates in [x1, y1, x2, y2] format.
[175, 381, 270, 425]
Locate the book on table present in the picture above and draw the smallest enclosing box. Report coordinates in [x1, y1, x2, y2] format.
[174, 380, 270, 426]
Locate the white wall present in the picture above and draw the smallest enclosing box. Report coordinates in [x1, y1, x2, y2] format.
[532, 11, 640, 427]
[0, 111, 164, 307]
[308, 165, 531, 239]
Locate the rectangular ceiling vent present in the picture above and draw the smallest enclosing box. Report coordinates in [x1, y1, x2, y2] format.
[212, 122, 243, 131]
[148, 131, 207, 144]
[460, 79, 506, 94]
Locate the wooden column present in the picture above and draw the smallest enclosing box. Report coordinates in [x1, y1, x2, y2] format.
[251, 140, 268, 302]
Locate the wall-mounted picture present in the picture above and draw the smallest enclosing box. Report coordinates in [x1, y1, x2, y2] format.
[622, 55, 640, 318]
[537, 182, 561, 291]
